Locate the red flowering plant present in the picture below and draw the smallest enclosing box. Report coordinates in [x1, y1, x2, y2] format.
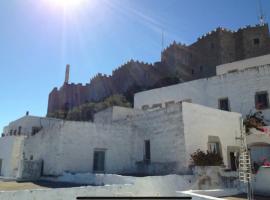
[260, 157, 270, 167]
[244, 111, 267, 134]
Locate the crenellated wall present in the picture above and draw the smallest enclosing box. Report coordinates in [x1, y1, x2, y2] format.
[161, 24, 270, 80]
[48, 24, 270, 114]
[47, 60, 162, 114]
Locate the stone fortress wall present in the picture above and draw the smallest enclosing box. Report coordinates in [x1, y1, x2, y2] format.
[47, 24, 270, 115]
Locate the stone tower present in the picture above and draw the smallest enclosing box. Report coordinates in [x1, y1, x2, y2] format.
[64, 64, 70, 84]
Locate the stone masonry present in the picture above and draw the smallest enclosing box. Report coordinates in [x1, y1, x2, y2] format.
[48, 24, 270, 114]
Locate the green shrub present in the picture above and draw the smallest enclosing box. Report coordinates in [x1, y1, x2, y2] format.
[48, 94, 131, 122]
[190, 149, 223, 166]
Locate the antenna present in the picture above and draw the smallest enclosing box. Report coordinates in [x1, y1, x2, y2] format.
[161, 29, 164, 51]
[258, 0, 265, 25]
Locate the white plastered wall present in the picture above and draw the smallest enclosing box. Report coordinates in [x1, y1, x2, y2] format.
[0, 136, 24, 177]
[182, 102, 242, 167]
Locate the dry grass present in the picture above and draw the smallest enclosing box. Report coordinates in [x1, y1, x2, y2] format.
[0, 181, 46, 191]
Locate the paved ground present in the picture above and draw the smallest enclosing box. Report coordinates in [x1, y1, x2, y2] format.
[0, 180, 87, 191]
[0, 180, 269, 200]
[225, 194, 269, 200]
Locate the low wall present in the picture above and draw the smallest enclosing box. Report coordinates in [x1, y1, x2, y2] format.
[136, 161, 186, 175]
[180, 189, 241, 200]
[192, 166, 239, 190]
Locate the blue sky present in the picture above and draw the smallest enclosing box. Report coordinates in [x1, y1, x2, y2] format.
[0, 0, 270, 131]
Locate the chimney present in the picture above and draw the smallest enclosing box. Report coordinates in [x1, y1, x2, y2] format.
[26, 111, 29, 116]
[64, 64, 70, 84]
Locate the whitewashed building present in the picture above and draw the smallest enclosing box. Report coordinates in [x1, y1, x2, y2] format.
[2, 54, 270, 180]
[134, 54, 270, 121]
[0, 136, 24, 177]
[0, 103, 241, 178]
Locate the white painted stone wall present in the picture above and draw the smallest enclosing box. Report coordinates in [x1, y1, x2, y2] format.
[3, 116, 61, 137]
[23, 105, 186, 176]
[0, 136, 24, 177]
[23, 120, 135, 176]
[182, 102, 242, 168]
[216, 54, 270, 75]
[21, 103, 242, 176]
[94, 106, 144, 124]
[128, 104, 187, 174]
[134, 65, 270, 121]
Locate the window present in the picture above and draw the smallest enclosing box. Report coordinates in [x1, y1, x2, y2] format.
[144, 140, 151, 163]
[191, 69, 195, 75]
[253, 38, 260, 46]
[32, 127, 41, 136]
[200, 66, 203, 72]
[18, 126, 22, 136]
[165, 101, 175, 108]
[255, 91, 269, 109]
[152, 103, 162, 109]
[228, 69, 238, 73]
[13, 130, 17, 136]
[210, 42, 215, 49]
[219, 98, 230, 111]
[183, 99, 192, 103]
[142, 105, 149, 110]
[30, 155, 33, 161]
[209, 142, 221, 155]
[93, 150, 106, 172]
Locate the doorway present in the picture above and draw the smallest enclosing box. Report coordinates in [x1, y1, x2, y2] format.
[93, 150, 106, 173]
[230, 152, 237, 171]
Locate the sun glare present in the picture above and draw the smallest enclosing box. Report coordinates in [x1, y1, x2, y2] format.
[48, 0, 84, 9]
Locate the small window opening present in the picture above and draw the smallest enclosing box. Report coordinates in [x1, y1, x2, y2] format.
[209, 142, 221, 155]
[142, 105, 150, 110]
[144, 140, 151, 163]
[152, 103, 162, 109]
[255, 91, 269, 110]
[219, 98, 230, 111]
[165, 101, 175, 108]
[18, 126, 22, 136]
[200, 66, 203, 72]
[253, 38, 260, 45]
[32, 127, 41, 136]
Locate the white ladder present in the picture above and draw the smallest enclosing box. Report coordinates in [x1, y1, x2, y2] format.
[239, 149, 252, 183]
[237, 118, 253, 200]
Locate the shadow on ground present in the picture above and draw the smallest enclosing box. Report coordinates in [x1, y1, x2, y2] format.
[23, 180, 89, 189]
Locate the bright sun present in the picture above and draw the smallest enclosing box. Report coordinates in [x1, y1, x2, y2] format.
[48, 0, 84, 8]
